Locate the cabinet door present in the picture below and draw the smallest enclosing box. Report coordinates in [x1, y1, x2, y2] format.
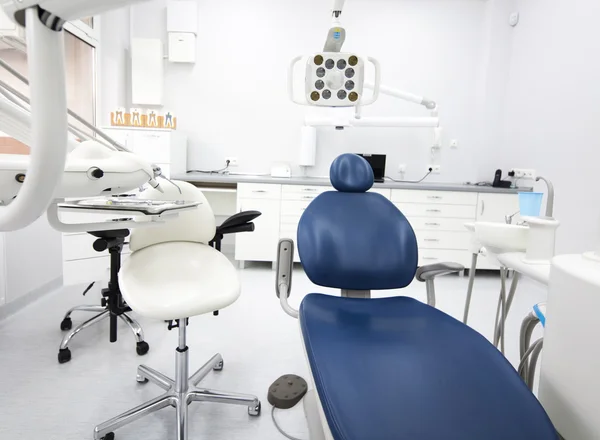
[477, 193, 520, 223]
[476, 193, 520, 269]
[235, 198, 281, 262]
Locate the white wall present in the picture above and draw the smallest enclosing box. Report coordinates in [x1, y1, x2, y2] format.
[493, 0, 600, 253]
[100, 0, 496, 182]
[4, 216, 63, 303]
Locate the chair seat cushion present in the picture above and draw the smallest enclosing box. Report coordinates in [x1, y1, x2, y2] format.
[119, 242, 240, 320]
[300, 294, 557, 440]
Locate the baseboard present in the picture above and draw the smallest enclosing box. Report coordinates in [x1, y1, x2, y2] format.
[0, 276, 63, 321]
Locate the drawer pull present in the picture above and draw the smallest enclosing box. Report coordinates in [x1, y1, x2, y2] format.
[425, 223, 441, 226]
[424, 239, 440, 242]
[302, 188, 318, 192]
[302, 196, 315, 200]
[427, 196, 443, 200]
[253, 190, 267, 193]
[426, 209, 442, 213]
[423, 257, 439, 261]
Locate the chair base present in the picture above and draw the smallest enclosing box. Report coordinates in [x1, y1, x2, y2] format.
[94, 326, 261, 440]
[58, 304, 148, 364]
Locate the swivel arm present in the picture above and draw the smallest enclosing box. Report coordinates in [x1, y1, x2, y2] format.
[276, 239, 298, 319]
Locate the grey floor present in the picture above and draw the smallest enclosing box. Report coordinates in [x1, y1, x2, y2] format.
[0, 264, 547, 440]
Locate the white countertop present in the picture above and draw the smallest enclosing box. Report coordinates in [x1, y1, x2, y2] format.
[175, 173, 530, 194]
[497, 252, 552, 285]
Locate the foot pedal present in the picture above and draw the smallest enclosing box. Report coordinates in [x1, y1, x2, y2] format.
[268, 374, 308, 409]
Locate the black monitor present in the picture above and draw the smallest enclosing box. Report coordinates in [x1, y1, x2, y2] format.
[358, 154, 386, 183]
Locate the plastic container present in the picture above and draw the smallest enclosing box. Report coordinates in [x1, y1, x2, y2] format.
[519, 192, 544, 217]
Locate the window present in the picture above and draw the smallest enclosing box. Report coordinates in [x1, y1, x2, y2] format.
[0, 30, 97, 154]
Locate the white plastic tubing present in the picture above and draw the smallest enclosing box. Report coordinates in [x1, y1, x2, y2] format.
[0, 7, 68, 231]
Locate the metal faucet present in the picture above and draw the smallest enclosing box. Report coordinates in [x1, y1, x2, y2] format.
[536, 176, 555, 218]
[505, 211, 520, 225]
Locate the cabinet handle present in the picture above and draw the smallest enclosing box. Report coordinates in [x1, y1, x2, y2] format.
[425, 222, 440, 226]
[302, 188, 318, 192]
[424, 239, 440, 242]
[481, 200, 485, 216]
[302, 196, 315, 199]
[253, 190, 267, 194]
[426, 209, 441, 213]
[427, 196, 443, 200]
[423, 257, 439, 261]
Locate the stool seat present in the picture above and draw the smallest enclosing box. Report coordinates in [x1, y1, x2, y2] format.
[300, 294, 558, 440]
[119, 241, 241, 320]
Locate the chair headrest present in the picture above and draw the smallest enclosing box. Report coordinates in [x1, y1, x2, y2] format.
[330, 154, 374, 193]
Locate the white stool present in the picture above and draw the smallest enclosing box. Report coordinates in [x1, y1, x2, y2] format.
[93, 181, 261, 440]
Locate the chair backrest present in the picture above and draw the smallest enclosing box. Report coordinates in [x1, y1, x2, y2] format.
[297, 154, 418, 291]
[129, 180, 216, 252]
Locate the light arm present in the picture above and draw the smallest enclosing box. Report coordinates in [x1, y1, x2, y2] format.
[364, 82, 437, 110]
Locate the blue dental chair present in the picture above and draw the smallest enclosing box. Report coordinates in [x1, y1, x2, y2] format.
[276, 154, 558, 440]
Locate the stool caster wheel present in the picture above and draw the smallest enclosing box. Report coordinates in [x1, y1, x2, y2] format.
[213, 360, 224, 371]
[136, 341, 150, 356]
[60, 318, 72, 331]
[101, 433, 115, 440]
[136, 374, 149, 384]
[58, 348, 71, 364]
[248, 402, 261, 417]
[101, 298, 107, 307]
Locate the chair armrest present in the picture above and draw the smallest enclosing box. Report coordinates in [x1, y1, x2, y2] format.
[218, 223, 255, 236]
[219, 210, 261, 230]
[416, 262, 464, 282]
[276, 239, 298, 319]
[416, 262, 464, 308]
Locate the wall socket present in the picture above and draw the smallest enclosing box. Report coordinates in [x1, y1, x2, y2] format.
[225, 157, 239, 167]
[511, 168, 536, 179]
[450, 139, 459, 149]
[398, 164, 407, 174]
[428, 165, 441, 174]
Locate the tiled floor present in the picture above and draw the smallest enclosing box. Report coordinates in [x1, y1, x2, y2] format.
[0, 264, 547, 440]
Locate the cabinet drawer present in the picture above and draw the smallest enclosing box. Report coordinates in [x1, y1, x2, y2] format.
[416, 231, 471, 250]
[392, 190, 477, 206]
[63, 254, 130, 287]
[62, 233, 131, 261]
[407, 217, 471, 232]
[395, 203, 476, 219]
[419, 249, 470, 267]
[282, 185, 331, 195]
[238, 183, 282, 199]
[281, 200, 311, 218]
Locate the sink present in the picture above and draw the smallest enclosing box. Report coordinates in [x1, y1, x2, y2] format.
[474, 222, 529, 255]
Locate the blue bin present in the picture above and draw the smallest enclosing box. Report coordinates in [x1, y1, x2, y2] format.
[519, 192, 544, 217]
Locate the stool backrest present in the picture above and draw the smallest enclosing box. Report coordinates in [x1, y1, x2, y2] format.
[129, 180, 216, 252]
[297, 154, 418, 291]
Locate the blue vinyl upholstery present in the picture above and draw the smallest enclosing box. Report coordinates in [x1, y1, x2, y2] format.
[300, 295, 558, 440]
[298, 155, 418, 290]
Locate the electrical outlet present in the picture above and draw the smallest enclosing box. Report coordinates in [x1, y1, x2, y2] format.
[398, 164, 407, 174]
[428, 165, 441, 174]
[511, 168, 536, 179]
[450, 139, 459, 149]
[225, 157, 238, 167]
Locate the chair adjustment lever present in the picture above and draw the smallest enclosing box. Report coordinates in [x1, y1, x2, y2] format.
[167, 318, 189, 331]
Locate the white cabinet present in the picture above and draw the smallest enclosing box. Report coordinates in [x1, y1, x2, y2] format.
[477, 193, 520, 223]
[475, 193, 521, 270]
[235, 184, 281, 263]
[102, 128, 188, 178]
[233, 182, 520, 271]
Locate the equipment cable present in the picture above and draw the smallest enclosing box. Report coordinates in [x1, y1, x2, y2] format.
[271, 406, 306, 440]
